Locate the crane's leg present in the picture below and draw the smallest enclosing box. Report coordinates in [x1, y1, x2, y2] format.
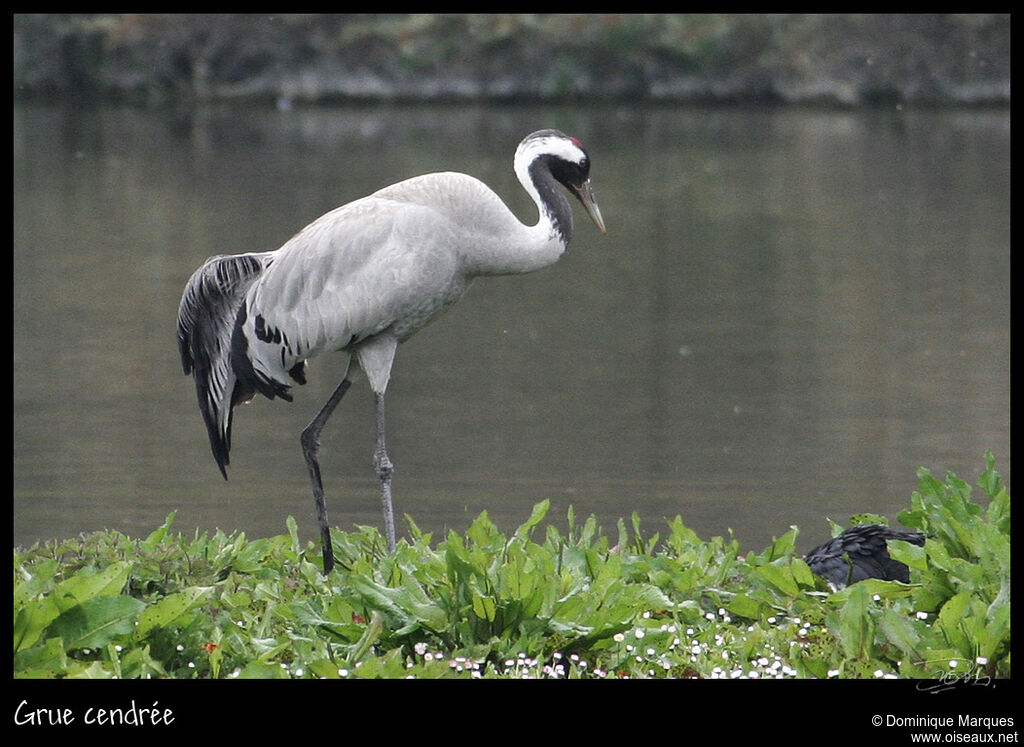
[300, 376, 352, 574]
[373, 392, 397, 552]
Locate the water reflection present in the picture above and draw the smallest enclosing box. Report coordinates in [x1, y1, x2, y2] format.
[13, 102, 1010, 554]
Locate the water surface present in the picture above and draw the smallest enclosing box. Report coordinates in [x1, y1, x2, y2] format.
[13, 102, 1010, 554]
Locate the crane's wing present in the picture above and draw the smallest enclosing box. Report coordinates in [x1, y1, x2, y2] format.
[240, 191, 470, 394]
[177, 251, 273, 477]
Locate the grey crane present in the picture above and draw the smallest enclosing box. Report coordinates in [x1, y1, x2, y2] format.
[177, 129, 606, 573]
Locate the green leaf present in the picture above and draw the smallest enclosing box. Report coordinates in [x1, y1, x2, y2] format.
[471, 593, 497, 623]
[876, 608, 922, 661]
[237, 661, 289, 679]
[725, 593, 762, 620]
[980, 577, 1010, 659]
[350, 575, 446, 634]
[351, 611, 385, 663]
[978, 451, 1002, 497]
[13, 558, 59, 609]
[761, 527, 798, 562]
[754, 563, 799, 597]
[45, 596, 147, 652]
[141, 512, 176, 551]
[835, 584, 872, 659]
[14, 637, 67, 677]
[135, 587, 214, 636]
[936, 592, 972, 657]
[66, 661, 116, 679]
[923, 537, 954, 572]
[889, 538, 927, 572]
[286, 515, 301, 555]
[790, 557, 816, 588]
[465, 511, 500, 550]
[514, 500, 550, 541]
[54, 561, 131, 606]
[14, 596, 62, 653]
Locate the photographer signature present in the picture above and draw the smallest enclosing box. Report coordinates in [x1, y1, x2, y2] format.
[915, 659, 994, 694]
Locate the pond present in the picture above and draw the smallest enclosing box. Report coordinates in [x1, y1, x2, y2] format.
[13, 101, 1010, 555]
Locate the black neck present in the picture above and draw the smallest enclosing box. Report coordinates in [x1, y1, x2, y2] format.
[530, 158, 574, 245]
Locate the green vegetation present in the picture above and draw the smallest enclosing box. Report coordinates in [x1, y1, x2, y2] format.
[14, 453, 1008, 679]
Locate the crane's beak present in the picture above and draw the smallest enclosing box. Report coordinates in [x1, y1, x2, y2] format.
[576, 180, 607, 234]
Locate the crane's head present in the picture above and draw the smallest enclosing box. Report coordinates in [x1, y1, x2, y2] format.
[515, 129, 607, 235]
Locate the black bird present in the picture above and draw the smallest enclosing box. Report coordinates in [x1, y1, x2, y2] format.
[804, 525, 925, 590]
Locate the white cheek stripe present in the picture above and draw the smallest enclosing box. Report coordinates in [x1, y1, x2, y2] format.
[516, 135, 586, 167]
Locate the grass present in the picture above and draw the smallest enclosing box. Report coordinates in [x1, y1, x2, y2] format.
[13, 452, 1009, 680]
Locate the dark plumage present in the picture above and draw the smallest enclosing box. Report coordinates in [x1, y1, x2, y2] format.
[804, 524, 925, 589]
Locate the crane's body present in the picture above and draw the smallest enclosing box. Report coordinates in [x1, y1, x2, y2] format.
[177, 130, 606, 572]
[240, 171, 570, 396]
